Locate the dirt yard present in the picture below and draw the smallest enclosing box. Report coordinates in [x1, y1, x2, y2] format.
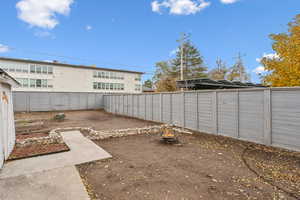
[77, 132, 300, 200]
[14, 110, 158, 134]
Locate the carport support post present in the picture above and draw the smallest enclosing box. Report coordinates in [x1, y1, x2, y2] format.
[264, 89, 272, 145]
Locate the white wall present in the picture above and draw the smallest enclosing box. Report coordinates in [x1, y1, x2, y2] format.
[0, 59, 142, 93]
[0, 82, 16, 168]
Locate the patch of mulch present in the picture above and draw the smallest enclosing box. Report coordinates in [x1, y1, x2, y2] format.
[8, 143, 70, 161]
[16, 133, 49, 140]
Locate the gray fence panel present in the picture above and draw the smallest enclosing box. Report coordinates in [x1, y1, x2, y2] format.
[69, 93, 80, 110]
[185, 93, 198, 130]
[172, 93, 183, 127]
[153, 94, 160, 122]
[272, 90, 300, 150]
[239, 91, 264, 143]
[217, 92, 238, 137]
[30, 92, 51, 111]
[162, 94, 171, 124]
[124, 95, 128, 115]
[128, 95, 133, 116]
[138, 95, 146, 119]
[145, 95, 153, 121]
[13, 92, 28, 112]
[70, 87, 300, 152]
[198, 92, 214, 134]
[133, 95, 139, 118]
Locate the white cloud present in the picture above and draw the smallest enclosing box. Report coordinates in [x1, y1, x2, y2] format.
[34, 30, 55, 39]
[0, 44, 10, 53]
[220, 0, 239, 4]
[16, 0, 74, 29]
[86, 25, 92, 31]
[256, 53, 280, 63]
[253, 66, 265, 74]
[254, 53, 280, 75]
[151, 0, 211, 15]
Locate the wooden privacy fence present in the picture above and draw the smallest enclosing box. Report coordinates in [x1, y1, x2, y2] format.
[103, 87, 300, 152]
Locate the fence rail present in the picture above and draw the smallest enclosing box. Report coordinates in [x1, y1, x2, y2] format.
[13, 92, 105, 112]
[103, 88, 300, 152]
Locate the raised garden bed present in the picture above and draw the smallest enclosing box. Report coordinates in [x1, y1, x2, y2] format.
[8, 143, 70, 161]
[16, 133, 49, 140]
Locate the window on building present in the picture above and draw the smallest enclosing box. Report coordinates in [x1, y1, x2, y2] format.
[48, 80, 53, 88]
[36, 79, 42, 88]
[30, 79, 35, 87]
[23, 79, 29, 87]
[93, 71, 97, 78]
[42, 66, 48, 74]
[30, 65, 35, 73]
[9, 66, 15, 72]
[23, 66, 28, 73]
[36, 66, 42, 74]
[135, 84, 141, 91]
[135, 75, 141, 81]
[48, 66, 53, 74]
[42, 79, 48, 88]
[16, 66, 22, 72]
[93, 82, 97, 89]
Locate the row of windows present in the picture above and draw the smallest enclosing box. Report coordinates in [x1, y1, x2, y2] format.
[2, 65, 53, 74]
[93, 71, 124, 80]
[30, 65, 53, 74]
[93, 82, 125, 90]
[16, 78, 53, 88]
[135, 84, 141, 91]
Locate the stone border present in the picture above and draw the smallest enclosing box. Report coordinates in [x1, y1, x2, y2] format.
[15, 132, 63, 148]
[16, 125, 193, 148]
[50, 125, 193, 140]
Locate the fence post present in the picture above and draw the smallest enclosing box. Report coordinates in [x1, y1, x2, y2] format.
[196, 92, 199, 131]
[212, 91, 218, 135]
[151, 94, 154, 121]
[160, 94, 163, 122]
[182, 92, 185, 128]
[235, 90, 240, 138]
[170, 93, 173, 124]
[264, 89, 272, 145]
[144, 95, 147, 120]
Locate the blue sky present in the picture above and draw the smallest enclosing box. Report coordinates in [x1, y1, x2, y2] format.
[0, 0, 299, 83]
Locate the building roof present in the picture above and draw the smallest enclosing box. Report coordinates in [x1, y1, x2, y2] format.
[0, 68, 20, 87]
[177, 78, 266, 90]
[0, 57, 144, 74]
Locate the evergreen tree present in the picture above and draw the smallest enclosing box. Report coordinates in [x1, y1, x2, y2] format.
[171, 37, 207, 79]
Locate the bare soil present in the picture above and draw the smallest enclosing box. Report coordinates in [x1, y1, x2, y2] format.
[77, 132, 300, 200]
[14, 110, 158, 134]
[8, 143, 70, 161]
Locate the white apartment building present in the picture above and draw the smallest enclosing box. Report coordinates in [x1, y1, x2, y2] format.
[0, 57, 143, 93]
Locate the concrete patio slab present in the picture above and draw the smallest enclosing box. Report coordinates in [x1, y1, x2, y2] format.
[0, 131, 112, 179]
[0, 166, 90, 200]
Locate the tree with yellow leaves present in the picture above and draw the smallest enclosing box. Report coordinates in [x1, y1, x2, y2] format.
[262, 14, 300, 87]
